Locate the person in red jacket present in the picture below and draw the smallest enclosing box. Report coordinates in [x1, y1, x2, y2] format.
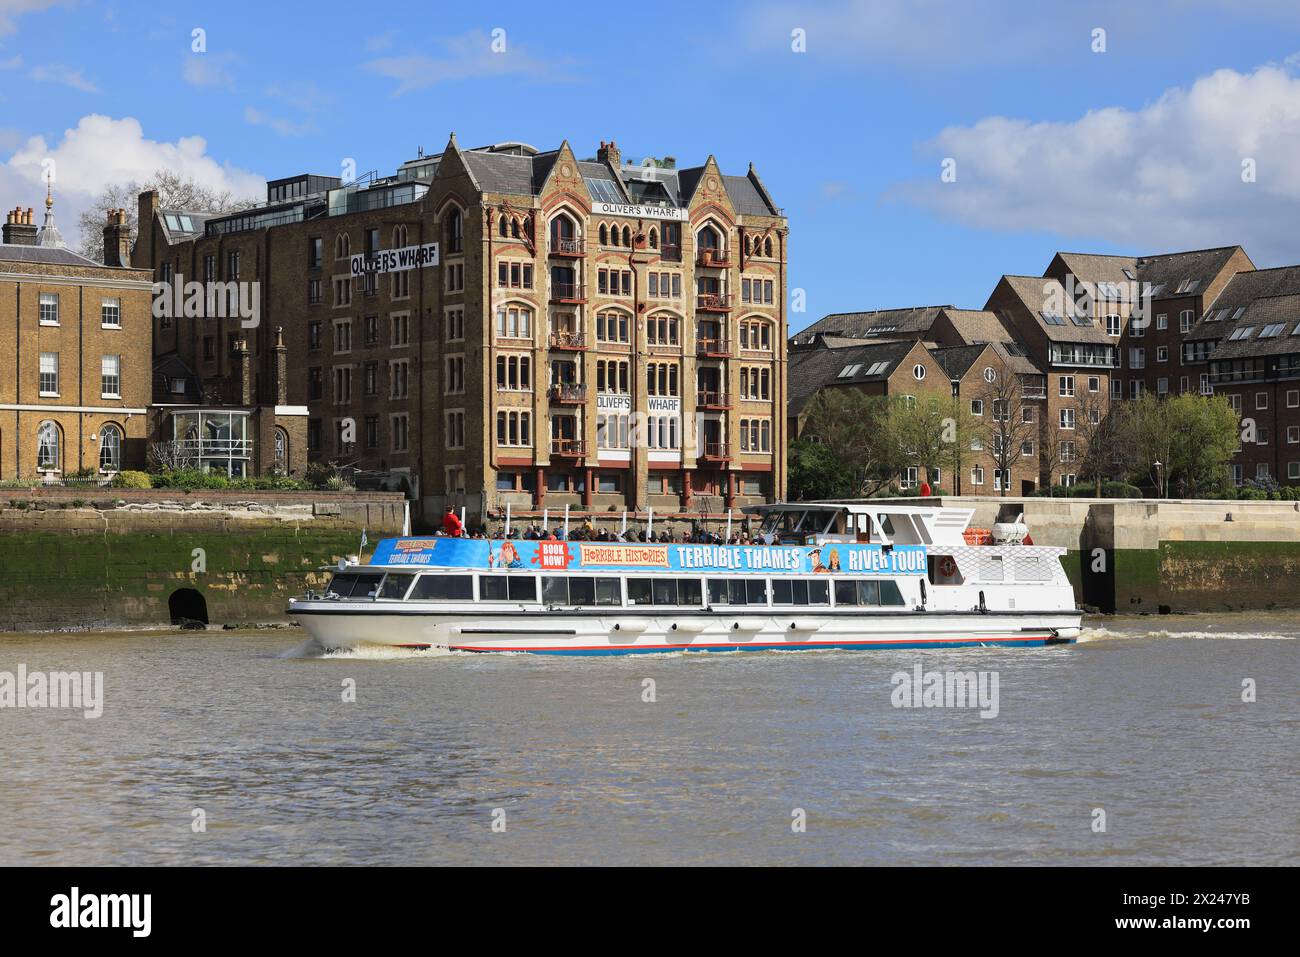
[442, 505, 464, 537]
[919, 480, 932, 497]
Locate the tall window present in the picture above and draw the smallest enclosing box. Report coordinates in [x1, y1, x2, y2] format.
[99, 424, 122, 472]
[101, 298, 121, 328]
[39, 352, 59, 396]
[446, 208, 463, 254]
[273, 428, 288, 473]
[36, 420, 60, 471]
[39, 293, 59, 325]
[101, 355, 121, 398]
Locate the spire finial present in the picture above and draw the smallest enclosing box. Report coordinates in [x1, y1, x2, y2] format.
[45, 170, 53, 210]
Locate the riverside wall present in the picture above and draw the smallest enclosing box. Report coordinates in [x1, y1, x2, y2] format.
[875, 496, 1300, 613]
[0, 489, 406, 630]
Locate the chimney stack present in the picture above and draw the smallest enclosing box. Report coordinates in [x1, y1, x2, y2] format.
[103, 208, 132, 268]
[597, 139, 621, 169]
[2, 206, 38, 246]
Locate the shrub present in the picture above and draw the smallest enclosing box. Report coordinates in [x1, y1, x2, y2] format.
[1100, 481, 1142, 498]
[112, 470, 152, 489]
[1238, 488, 1268, 501]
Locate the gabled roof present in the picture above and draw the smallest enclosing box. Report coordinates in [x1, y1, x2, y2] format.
[1136, 245, 1245, 300]
[462, 150, 539, 196]
[721, 172, 779, 216]
[787, 340, 919, 416]
[152, 353, 203, 404]
[930, 344, 987, 380]
[934, 308, 1016, 345]
[1050, 252, 1138, 289]
[995, 275, 1114, 345]
[791, 305, 952, 344]
[157, 209, 212, 243]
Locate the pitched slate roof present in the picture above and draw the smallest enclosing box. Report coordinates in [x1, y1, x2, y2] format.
[1188, 264, 1300, 340]
[722, 173, 779, 216]
[462, 150, 539, 196]
[1136, 246, 1245, 300]
[791, 305, 952, 345]
[1051, 252, 1138, 289]
[934, 308, 1016, 345]
[1201, 294, 1300, 361]
[997, 275, 1114, 344]
[787, 340, 918, 416]
[0, 243, 102, 267]
[930, 344, 986, 380]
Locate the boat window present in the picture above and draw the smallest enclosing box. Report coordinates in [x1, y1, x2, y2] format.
[652, 578, 677, 605]
[479, 575, 539, 602]
[408, 574, 473, 601]
[879, 580, 905, 606]
[678, 579, 703, 606]
[542, 576, 569, 605]
[327, 572, 384, 598]
[771, 580, 830, 605]
[832, 579, 903, 606]
[377, 573, 415, 600]
[626, 578, 653, 605]
[748, 580, 768, 604]
[594, 578, 621, 606]
[569, 577, 597, 606]
[877, 514, 895, 537]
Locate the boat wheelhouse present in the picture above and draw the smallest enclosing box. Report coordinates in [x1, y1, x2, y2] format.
[288, 502, 1081, 654]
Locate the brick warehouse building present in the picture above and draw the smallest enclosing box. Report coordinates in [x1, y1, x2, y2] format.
[791, 245, 1300, 494]
[134, 136, 788, 522]
[0, 194, 155, 481]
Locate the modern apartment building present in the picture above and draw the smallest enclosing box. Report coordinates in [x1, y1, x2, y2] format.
[135, 136, 788, 521]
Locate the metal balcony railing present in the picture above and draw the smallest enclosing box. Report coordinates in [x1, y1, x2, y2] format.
[696, 292, 733, 312]
[548, 383, 587, 403]
[549, 331, 587, 351]
[551, 438, 586, 457]
[549, 238, 585, 256]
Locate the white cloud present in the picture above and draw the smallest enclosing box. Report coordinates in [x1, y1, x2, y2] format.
[0, 0, 64, 38]
[0, 114, 263, 234]
[364, 29, 571, 96]
[0, 54, 21, 69]
[244, 105, 312, 137]
[28, 62, 98, 92]
[894, 63, 1300, 264]
[182, 51, 239, 90]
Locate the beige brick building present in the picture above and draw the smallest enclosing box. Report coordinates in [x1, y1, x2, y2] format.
[134, 136, 787, 522]
[0, 199, 154, 481]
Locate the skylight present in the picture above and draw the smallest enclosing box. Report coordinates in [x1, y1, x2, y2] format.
[1227, 326, 1255, 341]
[837, 363, 863, 378]
[1232, 306, 1246, 321]
[1039, 311, 1067, 327]
[585, 178, 625, 204]
[1260, 323, 1286, 338]
[865, 361, 890, 376]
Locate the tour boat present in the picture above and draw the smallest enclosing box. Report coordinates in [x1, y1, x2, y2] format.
[287, 503, 1083, 655]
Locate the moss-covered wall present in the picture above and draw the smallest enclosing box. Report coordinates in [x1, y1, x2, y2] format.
[0, 497, 402, 630]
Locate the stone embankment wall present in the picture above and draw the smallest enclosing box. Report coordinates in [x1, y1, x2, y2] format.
[0, 489, 406, 630]
[875, 496, 1300, 613]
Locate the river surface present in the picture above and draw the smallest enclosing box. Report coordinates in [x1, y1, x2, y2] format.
[0, 613, 1295, 866]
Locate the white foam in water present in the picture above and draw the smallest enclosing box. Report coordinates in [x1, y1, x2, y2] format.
[277, 638, 461, 659]
[1079, 625, 1295, 642]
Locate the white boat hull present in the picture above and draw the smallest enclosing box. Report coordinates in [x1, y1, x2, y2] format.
[289, 600, 1081, 655]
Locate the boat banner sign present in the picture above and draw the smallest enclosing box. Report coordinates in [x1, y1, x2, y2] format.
[369, 538, 927, 576]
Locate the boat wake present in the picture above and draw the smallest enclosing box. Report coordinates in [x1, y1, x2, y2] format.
[1080, 625, 1296, 642]
[276, 638, 463, 660]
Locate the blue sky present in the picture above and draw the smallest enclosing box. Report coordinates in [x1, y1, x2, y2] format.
[3, 0, 1300, 333]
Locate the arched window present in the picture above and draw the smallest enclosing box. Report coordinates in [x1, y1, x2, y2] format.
[335, 233, 350, 259]
[648, 227, 658, 249]
[744, 235, 753, 256]
[98, 423, 122, 472]
[445, 208, 463, 253]
[393, 225, 408, 247]
[509, 218, 519, 239]
[763, 236, 773, 257]
[498, 215, 509, 238]
[36, 420, 60, 472]
[697, 224, 721, 251]
[273, 427, 288, 474]
[599, 223, 608, 245]
[621, 225, 631, 246]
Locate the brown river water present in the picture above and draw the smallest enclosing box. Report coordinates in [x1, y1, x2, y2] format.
[0, 613, 1295, 865]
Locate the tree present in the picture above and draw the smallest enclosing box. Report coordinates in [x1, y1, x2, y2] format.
[1120, 393, 1239, 497]
[974, 369, 1037, 497]
[1074, 386, 1125, 496]
[789, 388, 906, 499]
[77, 169, 258, 262]
[886, 394, 967, 493]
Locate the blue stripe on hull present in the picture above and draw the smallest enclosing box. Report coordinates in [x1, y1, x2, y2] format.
[458, 637, 1077, 655]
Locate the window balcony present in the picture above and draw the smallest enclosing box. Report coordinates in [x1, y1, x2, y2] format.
[549, 238, 585, 257]
[548, 383, 587, 404]
[696, 249, 730, 268]
[551, 438, 586, 458]
[700, 441, 731, 462]
[696, 337, 732, 358]
[696, 293, 733, 313]
[550, 282, 586, 303]
[549, 332, 587, 351]
[659, 243, 682, 262]
[696, 389, 732, 409]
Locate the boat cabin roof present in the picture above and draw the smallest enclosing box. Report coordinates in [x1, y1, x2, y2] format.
[740, 501, 976, 547]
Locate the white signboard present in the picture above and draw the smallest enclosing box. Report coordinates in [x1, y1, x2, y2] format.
[648, 396, 681, 414]
[597, 393, 632, 413]
[349, 242, 440, 276]
[591, 202, 690, 222]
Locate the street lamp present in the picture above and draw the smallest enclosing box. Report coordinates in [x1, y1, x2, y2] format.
[1154, 460, 1163, 499]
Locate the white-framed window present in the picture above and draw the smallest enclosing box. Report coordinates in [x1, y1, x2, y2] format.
[1128, 315, 1144, 338]
[1130, 348, 1145, 370]
[1105, 314, 1121, 337]
[1021, 440, 1033, 457]
[1288, 390, 1299, 409]
[1256, 463, 1270, 481]
[98, 423, 122, 472]
[913, 363, 926, 381]
[1061, 473, 1077, 488]
[36, 420, 60, 471]
[1088, 376, 1100, 393]
[1230, 464, 1243, 486]
[900, 466, 918, 489]
[100, 355, 121, 398]
[1157, 377, 1169, 395]
[1156, 313, 1168, 330]
[983, 367, 997, 383]
[1287, 426, 1299, 445]
[39, 352, 59, 396]
[1059, 375, 1075, 397]
[993, 468, 1009, 492]
[1131, 380, 1144, 399]
[1156, 346, 1168, 363]
[970, 399, 984, 416]
[1199, 373, 1212, 395]
[495, 353, 532, 391]
[1060, 440, 1076, 463]
[389, 359, 409, 399]
[1289, 461, 1300, 480]
[39, 292, 59, 326]
[496, 410, 532, 447]
[101, 298, 122, 328]
[1111, 379, 1122, 399]
[971, 465, 984, 486]
[495, 305, 533, 339]
[1256, 391, 1268, 410]
[1060, 408, 1076, 430]
[1180, 309, 1194, 333]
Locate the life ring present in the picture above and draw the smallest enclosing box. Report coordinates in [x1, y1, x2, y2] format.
[938, 556, 958, 578]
